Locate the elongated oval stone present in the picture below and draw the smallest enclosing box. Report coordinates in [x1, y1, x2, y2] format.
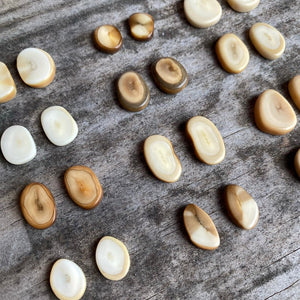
[117, 71, 150, 112]
[151, 57, 188, 94]
[215, 33, 249, 73]
[41, 106, 78, 146]
[144, 135, 182, 183]
[295, 149, 300, 178]
[227, 0, 260, 12]
[183, 204, 220, 250]
[1, 125, 36, 165]
[225, 185, 259, 229]
[288, 75, 300, 110]
[186, 116, 225, 165]
[129, 13, 154, 41]
[64, 165, 103, 209]
[96, 236, 130, 281]
[0, 62, 16, 103]
[17, 48, 55, 88]
[249, 22, 285, 60]
[94, 25, 122, 54]
[20, 183, 56, 229]
[50, 259, 86, 300]
[184, 0, 222, 28]
[254, 89, 297, 135]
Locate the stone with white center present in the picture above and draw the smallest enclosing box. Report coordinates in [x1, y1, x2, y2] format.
[129, 13, 154, 41]
[1, 125, 36, 165]
[227, 0, 260, 12]
[225, 185, 259, 229]
[144, 135, 182, 182]
[249, 22, 285, 60]
[186, 116, 225, 165]
[288, 75, 300, 110]
[254, 89, 297, 135]
[96, 236, 130, 281]
[17, 47, 55, 88]
[215, 33, 249, 74]
[41, 106, 78, 146]
[183, 204, 220, 250]
[184, 0, 222, 28]
[50, 259, 86, 300]
[0, 62, 16, 103]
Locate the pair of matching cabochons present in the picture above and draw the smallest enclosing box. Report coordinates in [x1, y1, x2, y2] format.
[184, 0, 261, 29]
[144, 116, 226, 183]
[184, 184, 259, 250]
[94, 12, 154, 54]
[50, 236, 130, 300]
[117, 57, 188, 112]
[0, 48, 56, 104]
[0, 106, 78, 165]
[216, 23, 285, 74]
[20, 165, 103, 229]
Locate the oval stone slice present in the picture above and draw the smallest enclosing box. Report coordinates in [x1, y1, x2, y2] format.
[249, 22, 285, 60]
[0, 62, 16, 103]
[50, 258, 86, 300]
[225, 185, 259, 229]
[215, 33, 249, 73]
[295, 149, 300, 178]
[288, 75, 300, 110]
[1, 125, 37, 165]
[20, 183, 56, 229]
[184, 0, 222, 28]
[183, 204, 220, 250]
[144, 135, 182, 183]
[151, 57, 188, 94]
[64, 165, 103, 209]
[117, 71, 150, 112]
[96, 236, 130, 281]
[227, 0, 260, 13]
[254, 89, 297, 135]
[186, 116, 225, 165]
[129, 13, 154, 41]
[94, 25, 122, 54]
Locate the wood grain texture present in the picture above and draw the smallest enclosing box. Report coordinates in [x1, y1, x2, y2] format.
[0, 0, 299, 299]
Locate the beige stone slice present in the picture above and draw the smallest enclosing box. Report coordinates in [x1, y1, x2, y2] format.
[227, 0, 260, 12]
[288, 75, 300, 110]
[144, 135, 182, 183]
[249, 22, 285, 60]
[94, 25, 122, 53]
[254, 89, 297, 135]
[183, 204, 220, 250]
[0, 62, 16, 103]
[129, 13, 154, 41]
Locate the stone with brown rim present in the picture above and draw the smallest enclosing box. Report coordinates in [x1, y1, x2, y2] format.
[129, 13, 154, 41]
[94, 25, 122, 54]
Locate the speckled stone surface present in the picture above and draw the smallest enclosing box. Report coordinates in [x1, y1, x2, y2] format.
[0, 0, 299, 299]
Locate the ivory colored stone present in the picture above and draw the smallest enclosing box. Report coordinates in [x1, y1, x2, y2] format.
[0, 62, 16, 103]
[254, 89, 297, 135]
[20, 183, 56, 229]
[17, 48, 55, 88]
[117, 71, 150, 112]
[144, 135, 182, 183]
[96, 236, 130, 281]
[94, 25, 122, 53]
[41, 106, 78, 146]
[186, 116, 225, 165]
[184, 0, 222, 28]
[1, 125, 36, 165]
[295, 149, 300, 178]
[249, 22, 285, 60]
[215, 33, 249, 74]
[288, 75, 300, 110]
[50, 259, 86, 300]
[225, 185, 259, 229]
[151, 57, 188, 94]
[129, 13, 154, 41]
[64, 165, 103, 209]
[227, 0, 260, 12]
[183, 204, 220, 250]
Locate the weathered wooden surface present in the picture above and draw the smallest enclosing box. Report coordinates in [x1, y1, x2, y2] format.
[0, 0, 299, 299]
